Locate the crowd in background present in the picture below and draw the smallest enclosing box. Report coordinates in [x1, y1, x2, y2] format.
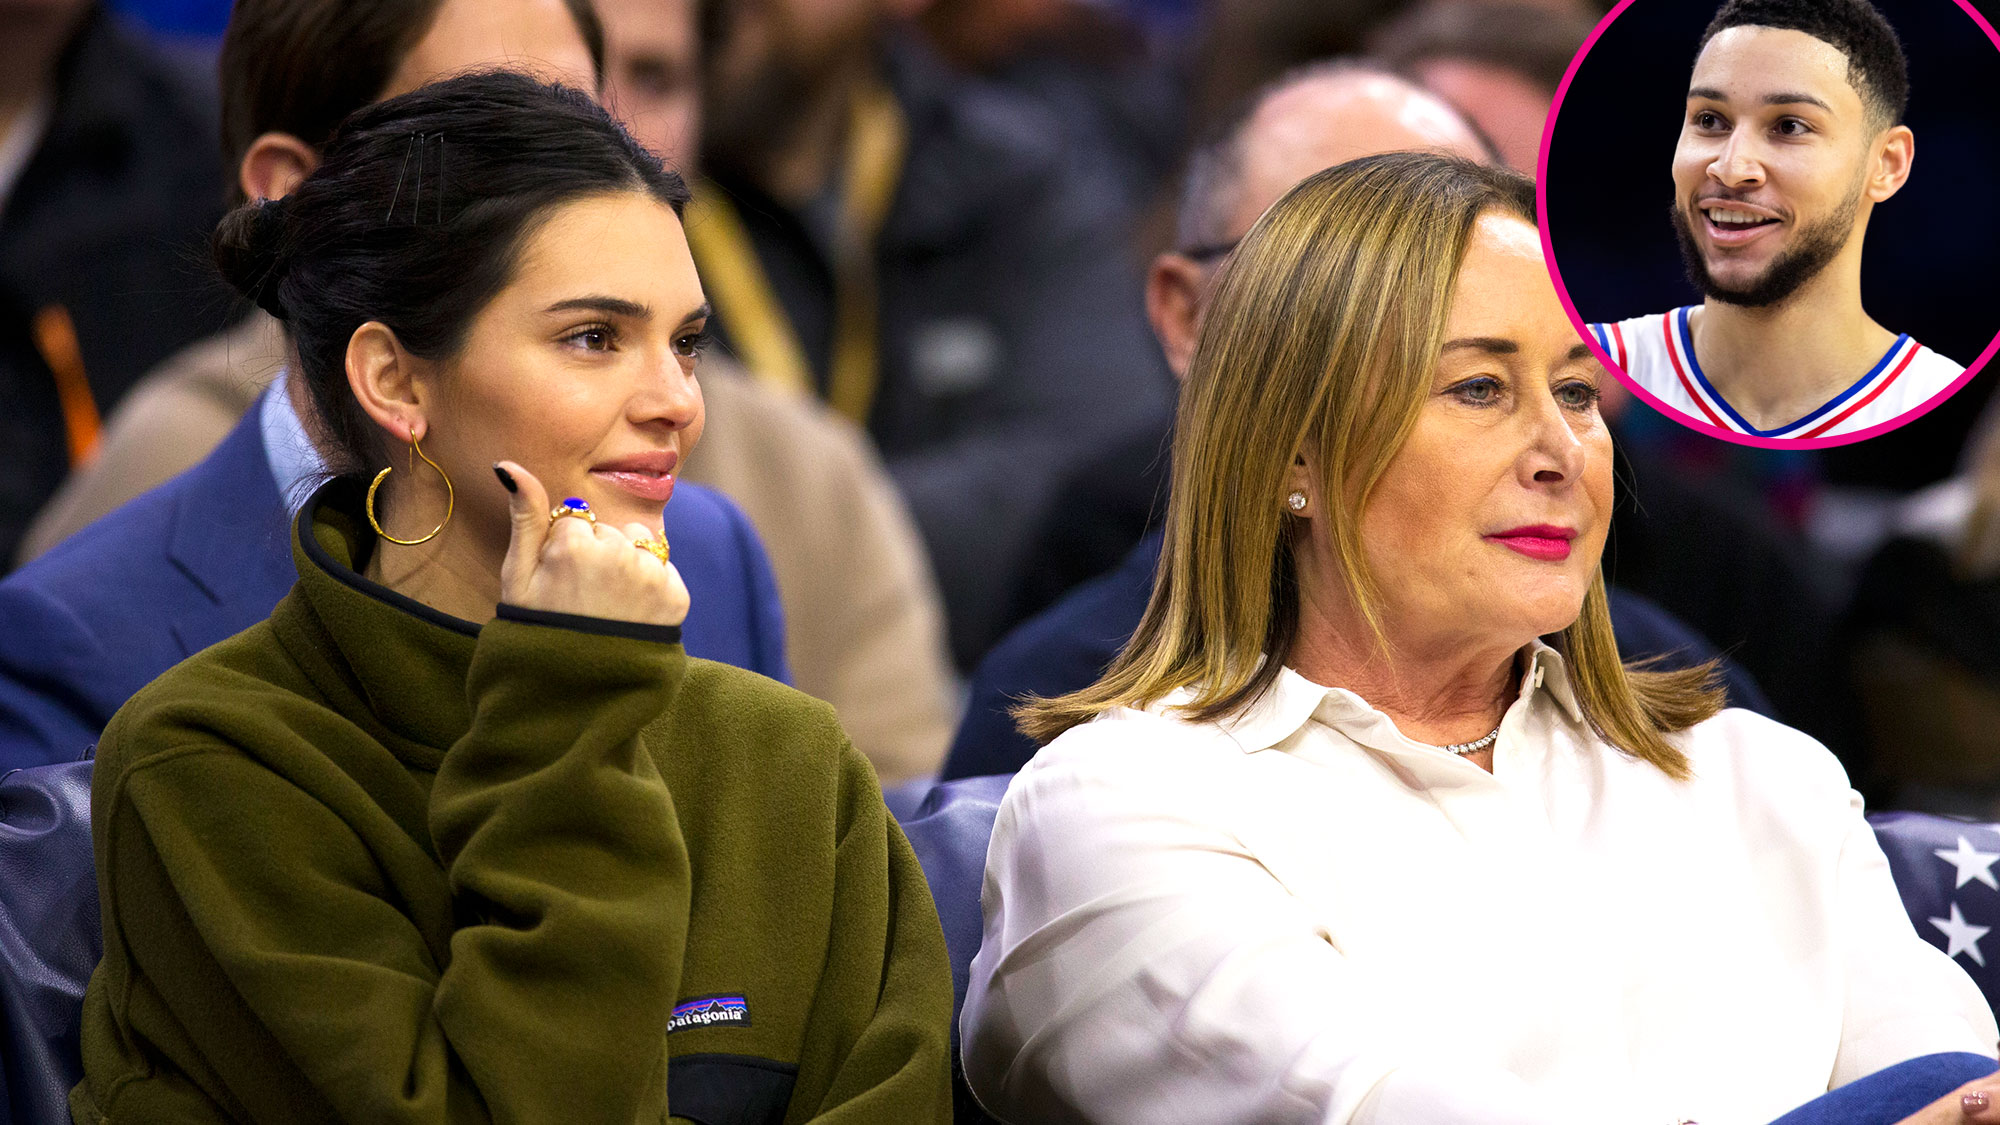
[3, 0, 2000, 811]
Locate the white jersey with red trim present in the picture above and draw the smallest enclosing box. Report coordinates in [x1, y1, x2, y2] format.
[1589, 306, 1964, 440]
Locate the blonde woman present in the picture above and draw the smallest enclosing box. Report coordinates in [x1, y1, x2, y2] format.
[959, 154, 1998, 1125]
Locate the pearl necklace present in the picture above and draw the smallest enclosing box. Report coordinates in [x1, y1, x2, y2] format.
[1431, 725, 1501, 756]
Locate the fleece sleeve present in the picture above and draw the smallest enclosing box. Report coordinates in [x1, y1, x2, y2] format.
[785, 746, 954, 1123]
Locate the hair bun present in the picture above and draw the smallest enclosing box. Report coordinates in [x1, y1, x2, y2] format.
[211, 197, 293, 320]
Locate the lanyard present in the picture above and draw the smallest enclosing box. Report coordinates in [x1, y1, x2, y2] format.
[32, 304, 101, 467]
[686, 80, 907, 425]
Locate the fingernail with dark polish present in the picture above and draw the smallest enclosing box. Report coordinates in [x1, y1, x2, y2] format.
[1965, 1091, 1990, 1112]
[493, 464, 516, 493]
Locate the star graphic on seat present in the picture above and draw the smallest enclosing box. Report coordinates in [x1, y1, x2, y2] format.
[1930, 902, 1991, 967]
[1934, 836, 2000, 890]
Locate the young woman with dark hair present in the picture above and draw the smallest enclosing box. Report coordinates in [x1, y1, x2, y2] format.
[70, 70, 952, 1124]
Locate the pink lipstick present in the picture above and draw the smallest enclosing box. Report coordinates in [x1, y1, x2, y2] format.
[590, 451, 678, 504]
[1486, 524, 1576, 562]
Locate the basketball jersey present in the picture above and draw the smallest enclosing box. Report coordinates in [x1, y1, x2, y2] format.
[1589, 306, 1964, 440]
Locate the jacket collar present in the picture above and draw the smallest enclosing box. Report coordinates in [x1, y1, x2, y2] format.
[1174, 640, 1585, 757]
[274, 477, 482, 770]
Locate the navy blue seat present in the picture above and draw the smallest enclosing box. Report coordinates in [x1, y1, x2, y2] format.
[0, 760, 97, 1125]
[1869, 810, 2000, 1015]
[896, 774, 1010, 1124]
[898, 773, 1011, 1033]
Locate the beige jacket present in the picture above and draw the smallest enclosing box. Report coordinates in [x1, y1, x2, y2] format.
[20, 314, 956, 782]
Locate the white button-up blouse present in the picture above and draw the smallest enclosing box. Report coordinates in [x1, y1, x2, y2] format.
[961, 643, 1997, 1125]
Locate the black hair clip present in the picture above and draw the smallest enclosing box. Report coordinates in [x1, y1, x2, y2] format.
[387, 132, 448, 224]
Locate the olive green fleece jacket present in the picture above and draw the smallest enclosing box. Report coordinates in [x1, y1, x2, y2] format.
[70, 481, 953, 1124]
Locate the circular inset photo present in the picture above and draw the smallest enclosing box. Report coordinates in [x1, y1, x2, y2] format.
[1542, 0, 2000, 447]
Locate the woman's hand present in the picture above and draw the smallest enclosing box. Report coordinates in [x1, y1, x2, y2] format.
[1892, 1074, 2000, 1125]
[494, 461, 689, 629]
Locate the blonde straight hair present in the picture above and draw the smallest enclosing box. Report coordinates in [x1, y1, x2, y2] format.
[1017, 153, 1721, 777]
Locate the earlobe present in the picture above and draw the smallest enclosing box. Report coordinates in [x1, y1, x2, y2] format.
[240, 132, 321, 203]
[1284, 456, 1315, 515]
[345, 322, 428, 448]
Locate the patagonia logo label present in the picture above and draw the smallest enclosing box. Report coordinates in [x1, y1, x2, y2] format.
[669, 994, 751, 1032]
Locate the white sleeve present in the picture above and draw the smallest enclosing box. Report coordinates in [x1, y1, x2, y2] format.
[1830, 792, 1998, 1085]
[959, 735, 1590, 1125]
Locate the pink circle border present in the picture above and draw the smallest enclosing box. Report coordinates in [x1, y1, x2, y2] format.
[1536, 0, 2000, 450]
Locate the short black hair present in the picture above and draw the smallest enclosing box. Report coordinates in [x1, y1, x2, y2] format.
[1698, 0, 1909, 129]
[212, 71, 690, 474]
[219, 0, 608, 205]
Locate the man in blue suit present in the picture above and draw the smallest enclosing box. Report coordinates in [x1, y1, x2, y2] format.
[943, 63, 1768, 781]
[0, 0, 788, 770]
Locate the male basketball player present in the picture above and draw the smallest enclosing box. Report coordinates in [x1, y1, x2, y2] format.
[1591, 0, 1960, 440]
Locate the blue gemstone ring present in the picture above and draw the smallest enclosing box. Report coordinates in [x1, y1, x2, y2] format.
[548, 497, 597, 527]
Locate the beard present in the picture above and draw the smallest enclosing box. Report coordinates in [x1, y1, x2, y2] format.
[1669, 178, 1863, 308]
[701, 60, 820, 177]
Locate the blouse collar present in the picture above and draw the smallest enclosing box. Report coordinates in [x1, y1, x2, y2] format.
[1165, 640, 1585, 758]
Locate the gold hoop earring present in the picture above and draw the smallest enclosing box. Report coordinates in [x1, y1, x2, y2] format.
[366, 431, 454, 545]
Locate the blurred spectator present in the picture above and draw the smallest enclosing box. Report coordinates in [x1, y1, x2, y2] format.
[1188, 0, 1405, 139]
[696, 0, 1175, 668]
[1369, 0, 1597, 171]
[1600, 435, 1856, 764]
[920, 0, 1185, 219]
[597, 0, 703, 171]
[1003, 60, 1499, 624]
[598, 0, 957, 780]
[919, 0, 1073, 69]
[0, 0, 233, 569]
[1112, 0, 1205, 39]
[26, 0, 960, 780]
[943, 63, 1770, 779]
[17, 0, 605, 560]
[1189, 0, 1596, 170]
[1848, 400, 2000, 812]
[1845, 530, 2000, 813]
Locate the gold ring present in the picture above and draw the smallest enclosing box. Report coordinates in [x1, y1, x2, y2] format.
[634, 535, 671, 564]
[549, 497, 596, 527]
